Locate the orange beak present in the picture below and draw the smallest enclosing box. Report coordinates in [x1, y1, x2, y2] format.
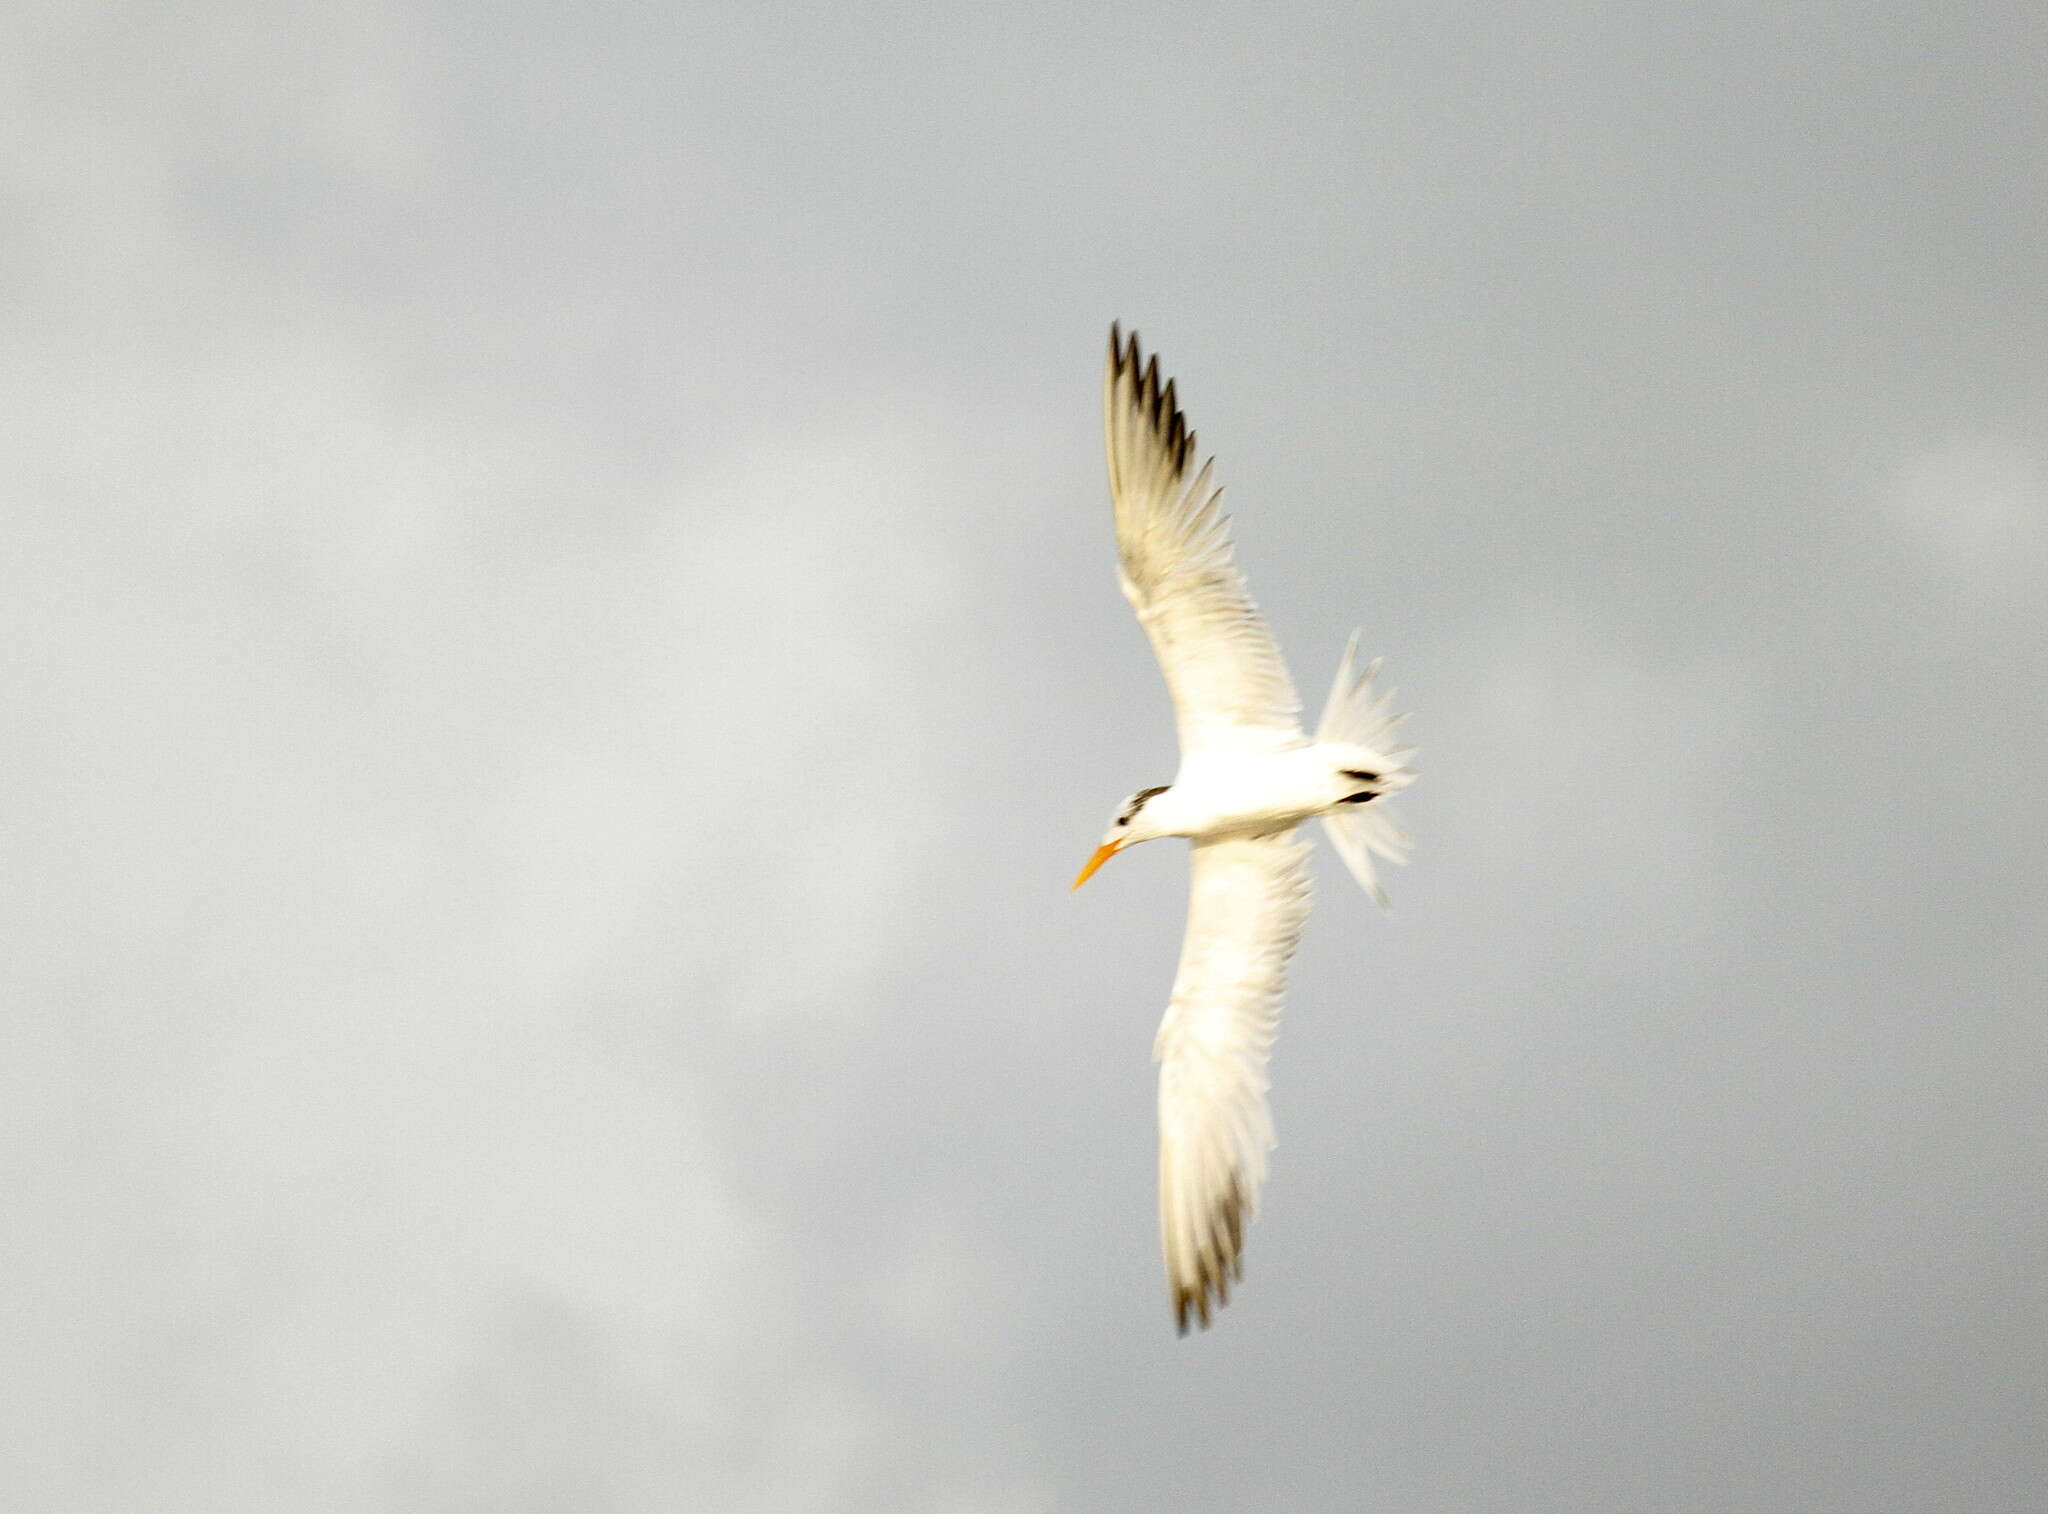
[1071, 841, 1121, 891]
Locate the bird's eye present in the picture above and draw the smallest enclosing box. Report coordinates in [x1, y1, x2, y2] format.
[1116, 816, 1128, 826]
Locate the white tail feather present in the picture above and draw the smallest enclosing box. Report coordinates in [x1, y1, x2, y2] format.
[1317, 630, 1415, 907]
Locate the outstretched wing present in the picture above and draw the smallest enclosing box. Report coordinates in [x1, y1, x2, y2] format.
[1154, 828, 1313, 1332]
[1105, 324, 1304, 756]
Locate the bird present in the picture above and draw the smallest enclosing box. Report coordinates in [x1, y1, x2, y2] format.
[1074, 323, 1415, 1333]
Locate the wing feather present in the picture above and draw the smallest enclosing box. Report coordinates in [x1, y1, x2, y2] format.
[1105, 325, 1304, 756]
[1154, 828, 1313, 1332]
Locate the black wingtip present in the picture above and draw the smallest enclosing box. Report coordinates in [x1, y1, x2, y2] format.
[1106, 323, 1205, 484]
[1111, 321, 1143, 377]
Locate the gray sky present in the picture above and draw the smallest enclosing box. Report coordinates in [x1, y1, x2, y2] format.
[6, 3, 2045, 1511]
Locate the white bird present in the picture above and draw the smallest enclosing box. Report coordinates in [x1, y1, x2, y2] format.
[1074, 324, 1415, 1333]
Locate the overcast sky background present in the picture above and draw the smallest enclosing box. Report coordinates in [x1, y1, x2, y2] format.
[6, 4, 2046, 1511]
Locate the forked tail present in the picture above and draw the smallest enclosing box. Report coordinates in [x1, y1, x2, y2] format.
[1317, 630, 1415, 907]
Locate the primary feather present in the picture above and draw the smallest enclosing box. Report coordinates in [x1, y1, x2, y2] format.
[1105, 324, 1304, 756]
[1154, 829, 1313, 1332]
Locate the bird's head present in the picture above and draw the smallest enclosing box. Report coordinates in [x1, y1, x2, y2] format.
[1072, 785, 1172, 889]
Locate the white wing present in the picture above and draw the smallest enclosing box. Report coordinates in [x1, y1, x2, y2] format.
[1154, 828, 1313, 1332]
[1105, 325, 1304, 756]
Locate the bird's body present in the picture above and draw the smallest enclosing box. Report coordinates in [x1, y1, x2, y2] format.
[1124, 742, 1399, 844]
[1077, 325, 1414, 1333]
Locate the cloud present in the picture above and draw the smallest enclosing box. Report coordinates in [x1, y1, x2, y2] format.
[10, 3, 2048, 1511]
[1891, 433, 2040, 582]
[2, 194, 1038, 1506]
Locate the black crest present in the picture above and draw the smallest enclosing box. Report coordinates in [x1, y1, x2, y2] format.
[1117, 784, 1170, 826]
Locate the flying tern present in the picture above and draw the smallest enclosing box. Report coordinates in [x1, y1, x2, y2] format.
[1075, 324, 1415, 1333]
